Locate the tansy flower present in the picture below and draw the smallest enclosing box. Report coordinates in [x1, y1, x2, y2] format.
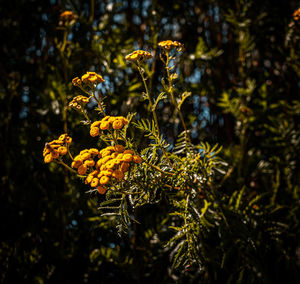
[72, 160, 82, 169]
[58, 146, 68, 155]
[91, 178, 99, 187]
[100, 176, 110, 185]
[89, 148, 99, 155]
[44, 154, 53, 164]
[122, 153, 133, 162]
[72, 77, 82, 86]
[60, 11, 77, 21]
[132, 155, 142, 163]
[158, 40, 184, 51]
[91, 121, 101, 128]
[112, 120, 123, 130]
[78, 164, 88, 175]
[84, 159, 95, 167]
[293, 8, 300, 21]
[81, 153, 91, 160]
[100, 121, 110, 130]
[90, 127, 100, 137]
[85, 175, 94, 184]
[81, 72, 105, 85]
[125, 50, 153, 61]
[112, 170, 124, 181]
[97, 186, 106, 194]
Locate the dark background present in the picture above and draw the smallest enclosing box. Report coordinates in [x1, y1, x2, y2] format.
[1, 0, 300, 283]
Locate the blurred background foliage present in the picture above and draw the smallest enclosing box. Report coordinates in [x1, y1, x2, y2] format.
[1, 0, 300, 283]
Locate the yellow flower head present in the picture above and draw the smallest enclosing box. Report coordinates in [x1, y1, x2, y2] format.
[84, 159, 95, 167]
[158, 40, 184, 51]
[91, 121, 101, 128]
[81, 72, 105, 85]
[125, 50, 153, 61]
[91, 178, 99, 187]
[72, 77, 82, 86]
[112, 119, 124, 130]
[81, 152, 91, 160]
[100, 176, 110, 185]
[293, 8, 300, 21]
[90, 127, 100, 137]
[72, 160, 82, 169]
[89, 148, 99, 155]
[100, 121, 110, 130]
[58, 146, 68, 156]
[59, 11, 77, 21]
[85, 174, 94, 184]
[122, 153, 133, 162]
[44, 154, 53, 164]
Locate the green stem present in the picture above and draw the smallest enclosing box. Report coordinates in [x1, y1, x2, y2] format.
[137, 63, 175, 169]
[137, 64, 160, 137]
[165, 53, 190, 152]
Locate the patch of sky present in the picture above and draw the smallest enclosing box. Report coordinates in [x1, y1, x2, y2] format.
[187, 68, 202, 84]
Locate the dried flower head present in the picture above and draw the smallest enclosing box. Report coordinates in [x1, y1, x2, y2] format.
[125, 50, 153, 61]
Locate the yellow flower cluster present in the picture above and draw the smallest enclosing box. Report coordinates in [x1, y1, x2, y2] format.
[158, 40, 184, 50]
[84, 145, 142, 194]
[125, 50, 153, 61]
[69, 95, 90, 110]
[72, 72, 105, 87]
[293, 8, 300, 21]
[90, 116, 129, 137]
[71, 148, 99, 175]
[43, 134, 72, 163]
[59, 11, 77, 21]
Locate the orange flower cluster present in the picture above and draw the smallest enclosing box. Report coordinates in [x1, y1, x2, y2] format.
[59, 11, 77, 21]
[293, 8, 300, 21]
[84, 145, 142, 194]
[69, 95, 90, 110]
[72, 72, 105, 87]
[43, 134, 72, 163]
[71, 148, 99, 175]
[158, 40, 184, 51]
[125, 50, 153, 61]
[90, 116, 129, 137]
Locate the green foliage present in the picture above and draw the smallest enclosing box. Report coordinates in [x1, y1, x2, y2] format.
[1, 0, 300, 283]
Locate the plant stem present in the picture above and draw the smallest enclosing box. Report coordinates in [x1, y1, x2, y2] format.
[137, 62, 175, 169]
[165, 52, 190, 152]
[137, 64, 160, 136]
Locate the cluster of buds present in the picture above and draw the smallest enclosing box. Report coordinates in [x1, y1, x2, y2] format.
[90, 116, 129, 137]
[72, 72, 105, 87]
[83, 145, 142, 194]
[71, 148, 99, 175]
[158, 40, 184, 51]
[125, 50, 153, 61]
[43, 134, 72, 163]
[59, 11, 77, 26]
[69, 95, 90, 110]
